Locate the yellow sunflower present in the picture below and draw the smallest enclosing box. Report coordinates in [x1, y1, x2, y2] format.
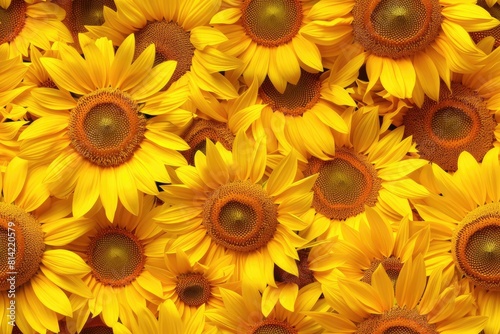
[322, 0, 499, 100]
[54, 0, 117, 51]
[85, 0, 242, 117]
[61, 316, 130, 334]
[335, 207, 436, 281]
[225, 51, 368, 160]
[470, 0, 500, 49]
[205, 282, 327, 334]
[162, 248, 234, 318]
[0, 173, 93, 334]
[415, 147, 500, 334]
[301, 107, 429, 237]
[309, 255, 488, 333]
[0, 0, 72, 57]
[211, 0, 351, 91]
[63, 194, 168, 330]
[156, 131, 317, 290]
[18, 34, 192, 221]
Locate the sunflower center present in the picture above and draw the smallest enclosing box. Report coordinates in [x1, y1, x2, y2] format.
[274, 248, 315, 288]
[259, 70, 322, 116]
[0, 0, 27, 45]
[182, 119, 235, 165]
[69, 88, 146, 167]
[352, 0, 442, 58]
[80, 327, 113, 334]
[241, 0, 303, 47]
[203, 181, 278, 252]
[86, 228, 145, 287]
[135, 20, 195, 87]
[452, 203, 500, 291]
[250, 319, 298, 334]
[403, 82, 495, 172]
[0, 203, 44, 291]
[362, 257, 403, 285]
[357, 308, 437, 334]
[176, 272, 212, 307]
[71, 0, 116, 30]
[306, 148, 381, 220]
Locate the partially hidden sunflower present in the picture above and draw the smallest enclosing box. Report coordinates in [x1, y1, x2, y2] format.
[224, 51, 366, 160]
[162, 247, 234, 318]
[205, 282, 327, 334]
[211, 0, 353, 92]
[470, 0, 500, 49]
[309, 255, 488, 333]
[0, 0, 72, 57]
[323, 0, 499, 100]
[63, 194, 168, 330]
[0, 173, 93, 334]
[301, 107, 429, 237]
[156, 131, 317, 290]
[18, 34, 192, 221]
[85, 0, 242, 117]
[414, 147, 500, 334]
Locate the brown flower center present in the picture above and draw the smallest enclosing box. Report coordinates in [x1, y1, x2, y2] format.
[135, 20, 195, 88]
[306, 148, 381, 220]
[452, 202, 500, 291]
[274, 249, 315, 288]
[176, 272, 212, 307]
[259, 70, 322, 116]
[80, 327, 113, 334]
[356, 308, 437, 334]
[250, 319, 298, 334]
[86, 227, 145, 287]
[403, 82, 495, 172]
[352, 0, 442, 58]
[182, 119, 235, 165]
[362, 257, 403, 285]
[68, 88, 146, 167]
[0, 0, 27, 45]
[0, 203, 44, 291]
[241, 0, 303, 47]
[203, 181, 278, 252]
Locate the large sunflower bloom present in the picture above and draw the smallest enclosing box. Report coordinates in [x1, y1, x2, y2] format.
[0, 174, 93, 334]
[324, 0, 499, 100]
[0, 0, 72, 57]
[205, 282, 327, 334]
[211, 0, 349, 91]
[18, 34, 192, 221]
[225, 51, 365, 160]
[63, 194, 168, 330]
[85, 0, 242, 116]
[156, 131, 317, 289]
[415, 147, 500, 334]
[302, 107, 429, 237]
[309, 255, 487, 333]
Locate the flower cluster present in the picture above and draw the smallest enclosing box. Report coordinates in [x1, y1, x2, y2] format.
[1, 0, 500, 333]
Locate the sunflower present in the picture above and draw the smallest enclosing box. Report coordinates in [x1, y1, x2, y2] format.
[0, 0, 72, 57]
[205, 282, 327, 334]
[335, 207, 437, 282]
[398, 53, 500, 171]
[156, 131, 317, 290]
[0, 172, 93, 334]
[61, 316, 130, 334]
[54, 0, 117, 51]
[162, 247, 234, 317]
[301, 107, 429, 237]
[18, 34, 192, 221]
[471, 0, 500, 49]
[85, 0, 242, 118]
[225, 51, 367, 160]
[211, 0, 353, 92]
[414, 147, 500, 334]
[62, 194, 169, 329]
[309, 255, 488, 333]
[322, 0, 499, 100]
